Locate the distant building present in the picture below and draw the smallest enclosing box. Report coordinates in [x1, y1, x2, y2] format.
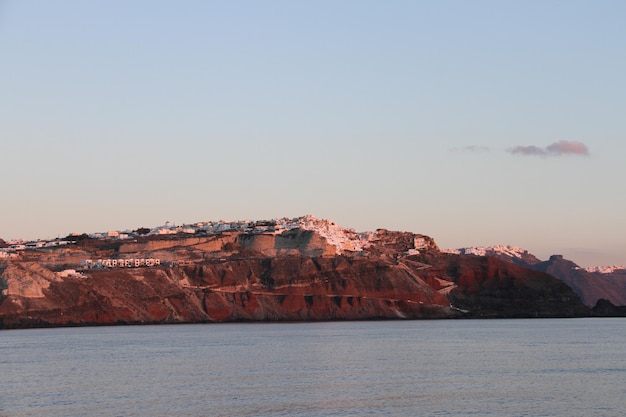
[82, 258, 161, 269]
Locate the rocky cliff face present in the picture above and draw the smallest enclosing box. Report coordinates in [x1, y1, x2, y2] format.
[452, 247, 626, 308]
[0, 226, 593, 329]
[237, 229, 337, 257]
[530, 255, 626, 307]
[0, 256, 458, 328]
[416, 253, 589, 318]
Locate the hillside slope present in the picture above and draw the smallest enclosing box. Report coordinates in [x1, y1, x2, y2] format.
[446, 246, 626, 307]
[1, 219, 593, 328]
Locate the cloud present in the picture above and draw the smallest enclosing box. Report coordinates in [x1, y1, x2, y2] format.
[509, 145, 547, 156]
[507, 141, 589, 157]
[546, 140, 590, 156]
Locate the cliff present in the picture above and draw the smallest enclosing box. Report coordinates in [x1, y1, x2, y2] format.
[0, 221, 593, 329]
[530, 255, 626, 307]
[417, 253, 589, 318]
[449, 246, 626, 308]
[0, 255, 458, 328]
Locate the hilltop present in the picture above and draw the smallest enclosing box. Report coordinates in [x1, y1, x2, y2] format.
[0, 216, 603, 329]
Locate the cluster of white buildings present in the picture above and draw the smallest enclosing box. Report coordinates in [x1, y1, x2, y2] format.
[1, 216, 376, 258]
[82, 258, 161, 269]
[583, 265, 626, 274]
[181, 215, 375, 254]
[272, 215, 375, 254]
[85, 216, 375, 254]
[443, 245, 532, 260]
[83, 220, 246, 240]
[1, 239, 70, 258]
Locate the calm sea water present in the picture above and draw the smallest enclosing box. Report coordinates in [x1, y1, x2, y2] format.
[1, 319, 625, 417]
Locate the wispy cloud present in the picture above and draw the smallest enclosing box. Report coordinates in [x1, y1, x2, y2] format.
[508, 145, 547, 156]
[546, 141, 590, 156]
[507, 140, 590, 157]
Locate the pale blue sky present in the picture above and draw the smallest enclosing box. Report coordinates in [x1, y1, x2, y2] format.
[1, 1, 625, 266]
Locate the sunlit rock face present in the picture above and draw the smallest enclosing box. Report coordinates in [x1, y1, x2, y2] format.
[446, 245, 626, 308]
[0, 255, 459, 328]
[0, 217, 592, 329]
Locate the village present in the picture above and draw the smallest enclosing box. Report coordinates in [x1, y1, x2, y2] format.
[0, 215, 374, 259]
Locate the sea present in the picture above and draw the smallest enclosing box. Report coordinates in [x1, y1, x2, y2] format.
[1, 318, 625, 417]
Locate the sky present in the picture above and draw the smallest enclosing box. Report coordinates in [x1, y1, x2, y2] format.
[1, 0, 625, 267]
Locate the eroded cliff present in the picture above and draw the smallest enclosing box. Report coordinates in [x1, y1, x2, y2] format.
[0, 226, 591, 329]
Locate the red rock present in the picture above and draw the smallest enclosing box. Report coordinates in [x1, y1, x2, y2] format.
[0, 228, 591, 329]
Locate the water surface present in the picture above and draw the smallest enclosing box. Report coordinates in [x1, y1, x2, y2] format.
[1, 319, 625, 416]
